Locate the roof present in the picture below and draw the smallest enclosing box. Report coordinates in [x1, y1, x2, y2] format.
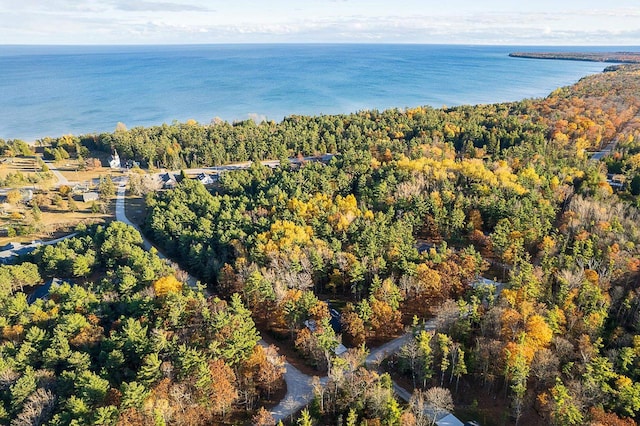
[82, 192, 100, 202]
[160, 173, 177, 182]
[472, 277, 501, 287]
[27, 278, 63, 304]
[0, 241, 41, 263]
[436, 413, 465, 426]
[329, 308, 342, 333]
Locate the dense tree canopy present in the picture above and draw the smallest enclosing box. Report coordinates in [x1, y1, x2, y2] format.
[4, 64, 640, 425]
[0, 223, 279, 425]
[140, 65, 640, 424]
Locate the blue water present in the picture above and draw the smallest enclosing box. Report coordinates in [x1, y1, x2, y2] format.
[0, 44, 623, 141]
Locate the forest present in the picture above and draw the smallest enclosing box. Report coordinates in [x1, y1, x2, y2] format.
[2, 64, 640, 425]
[0, 223, 284, 425]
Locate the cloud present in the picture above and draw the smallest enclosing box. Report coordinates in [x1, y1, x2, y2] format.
[110, 0, 212, 12]
[0, 2, 638, 45]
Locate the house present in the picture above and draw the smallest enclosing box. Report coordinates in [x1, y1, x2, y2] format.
[21, 189, 33, 203]
[124, 159, 140, 169]
[320, 153, 335, 163]
[72, 183, 90, 193]
[196, 173, 215, 185]
[109, 150, 121, 169]
[81, 192, 100, 203]
[607, 173, 625, 191]
[329, 307, 342, 334]
[27, 278, 63, 304]
[472, 276, 504, 295]
[417, 241, 434, 253]
[160, 173, 178, 189]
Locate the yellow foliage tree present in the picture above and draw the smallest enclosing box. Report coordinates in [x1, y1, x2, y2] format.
[153, 275, 182, 297]
[6, 189, 22, 205]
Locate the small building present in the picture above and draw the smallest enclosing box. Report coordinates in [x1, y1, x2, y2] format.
[160, 173, 178, 189]
[21, 189, 33, 202]
[417, 242, 434, 253]
[72, 183, 90, 193]
[304, 318, 348, 356]
[607, 174, 625, 191]
[124, 159, 140, 169]
[0, 241, 41, 264]
[109, 150, 121, 169]
[196, 173, 215, 185]
[81, 192, 100, 203]
[329, 308, 342, 334]
[320, 153, 335, 163]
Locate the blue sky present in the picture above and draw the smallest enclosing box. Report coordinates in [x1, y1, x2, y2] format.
[1, 0, 639, 45]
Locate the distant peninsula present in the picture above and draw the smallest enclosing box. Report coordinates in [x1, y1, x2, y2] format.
[509, 51, 640, 64]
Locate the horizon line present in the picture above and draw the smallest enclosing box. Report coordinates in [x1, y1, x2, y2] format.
[1, 42, 639, 48]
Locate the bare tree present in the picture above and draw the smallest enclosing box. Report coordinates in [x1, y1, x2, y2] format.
[409, 389, 430, 426]
[11, 388, 55, 426]
[424, 387, 454, 426]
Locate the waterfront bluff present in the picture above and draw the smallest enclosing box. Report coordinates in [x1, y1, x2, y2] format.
[509, 51, 640, 64]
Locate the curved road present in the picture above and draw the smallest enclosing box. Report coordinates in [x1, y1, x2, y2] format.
[116, 178, 317, 421]
[114, 165, 463, 423]
[44, 161, 70, 186]
[43, 154, 473, 423]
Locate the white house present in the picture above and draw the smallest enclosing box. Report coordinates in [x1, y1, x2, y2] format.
[160, 173, 178, 189]
[196, 173, 215, 185]
[81, 192, 100, 203]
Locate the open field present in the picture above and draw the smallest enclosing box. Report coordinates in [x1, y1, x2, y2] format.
[0, 160, 117, 246]
[0, 157, 54, 189]
[0, 205, 111, 247]
[54, 158, 122, 183]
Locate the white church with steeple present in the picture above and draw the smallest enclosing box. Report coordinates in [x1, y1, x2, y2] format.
[109, 150, 121, 169]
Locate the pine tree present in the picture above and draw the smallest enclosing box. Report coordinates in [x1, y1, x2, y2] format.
[297, 409, 313, 426]
[120, 381, 149, 410]
[345, 408, 358, 426]
[384, 397, 402, 426]
[137, 353, 162, 386]
[417, 330, 434, 388]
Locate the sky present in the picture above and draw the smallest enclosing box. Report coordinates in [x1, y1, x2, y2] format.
[1, 0, 639, 45]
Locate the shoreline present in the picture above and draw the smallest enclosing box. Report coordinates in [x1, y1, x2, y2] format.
[0, 45, 609, 142]
[509, 51, 640, 64]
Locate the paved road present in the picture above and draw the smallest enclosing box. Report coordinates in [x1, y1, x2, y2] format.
[0, 232, 79, 262]
[365, 319, 460, 424]
[115, 178, 201, 289]
[259, 340, 328, 422]
[116, 177, 321, 421]
[590, 141, 616, 161]
[589, 109, 640, 162]
[44, 161, 70, 186]
[115, 178, 153, 252]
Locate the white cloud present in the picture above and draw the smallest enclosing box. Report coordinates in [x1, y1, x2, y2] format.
[111, 1, 212, 12]
[0, 2, 639, 44]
